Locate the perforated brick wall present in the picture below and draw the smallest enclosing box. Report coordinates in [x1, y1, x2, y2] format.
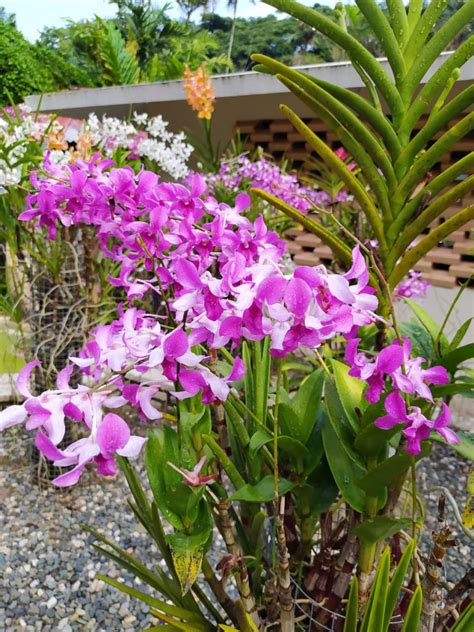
[236, 117, 474, 288]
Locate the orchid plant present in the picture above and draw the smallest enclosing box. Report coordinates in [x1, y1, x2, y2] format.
[0, 1, 473, 631]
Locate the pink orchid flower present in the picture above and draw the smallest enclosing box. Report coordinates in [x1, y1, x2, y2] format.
[167, 456, 218, 487]
[375, 391, 459, 455]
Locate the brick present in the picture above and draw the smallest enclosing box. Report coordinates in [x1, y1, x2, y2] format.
[269, 120, 294, 133]
[268, 141, 291, 152]
[293, 253, 321, 266]
[413, 260, 433, 273]
[296, 234, 322, 247]
[425, 250, 460, 265]
[250, 132, 273, 142]
[287, 133, 306, 143]
[423, 271, 456, 288]
[449, 263, 474, 278]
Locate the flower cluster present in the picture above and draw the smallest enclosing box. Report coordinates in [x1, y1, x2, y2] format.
[393, 270, 430, 301]
[183, 65, 215, 120]
[85, 112, 193, 179]
[346, 337, 458, 454]
[206, 154, 347, 214]
[1, 157, 381, 484]
[0, 105, 67, 190]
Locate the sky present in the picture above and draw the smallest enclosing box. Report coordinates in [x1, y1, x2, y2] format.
[2, 0, 338, 42]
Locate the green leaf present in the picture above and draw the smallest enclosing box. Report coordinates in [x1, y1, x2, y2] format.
[360, 547, 391, 632]
[439, 344, 474, 373]
[278, 436, 309, 459]
[343, 575, 359, 632]
[400, 585, 423, 632]
[432, 431, 474, 462]
[279, 368, 325, 443]
[296, 460, 339, 517]
[325, 378, 364, 468]
[303, 412, 325, 475]
[251, 187, 354, 268]
[322, 413, 366, 513]
[357, 444, 430, 495]
[403, 298, 448, 353]
[202, 434, 246, 490]
[96, 574, 205, 624]
[353, 516, 412, 546]
[384, 540, 415, 630]
[449, 318, 473, 351]
[399, 321, 433, 359]
[145, 429, 184, 530]
[390, 206, 474, 288]
[249, 429, 272, 458]
[355, 425, 401, 458]
[230, 476, 296, 503]
[331, 359, 365, 432]
[431, 383, 474, 399]
[449, 602, 474, 631]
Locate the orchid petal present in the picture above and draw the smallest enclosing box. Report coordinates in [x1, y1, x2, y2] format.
[16, 360, 41, 398]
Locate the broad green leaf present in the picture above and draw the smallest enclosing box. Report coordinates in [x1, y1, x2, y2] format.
[230, 476, 296, 503]
[249, 429, 272, 458]
[145, 429, 184, 530]
[399, 321, 433, 359]
[322, 413, 366, 513]
[343, 576, 359, 632]
[439, 344, 474, 373]
[356, 448, 422, 496]
[171, 549, 203, 595]
[279, 368, 324, 443]
[431, 383, 474, 399]
[296, 460, 338, 517]
[432, 431, 474, 462]
[325, 378, 365, 468]
[400, 585, 423, 632]
[449, 318, 473, 351]
[403, 298, 448, 354]
[331, 359, 365, 431]
[355, 422, 401, 458]
[303, 412, 325, 475]
[353, 516, 412, 546]
[278, 435, 309, 459]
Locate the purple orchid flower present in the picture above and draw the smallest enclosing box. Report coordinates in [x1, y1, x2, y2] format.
[375, 391, 460, 455]
[345, 338, 404, 403]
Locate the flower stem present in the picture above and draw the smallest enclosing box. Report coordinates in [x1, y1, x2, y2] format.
[411, 456, 420, 584]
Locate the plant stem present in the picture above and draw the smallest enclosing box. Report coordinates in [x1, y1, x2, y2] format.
[358, 457, 379, 604]
[217, 499, 262, 628]
[411, 456, 420, 585]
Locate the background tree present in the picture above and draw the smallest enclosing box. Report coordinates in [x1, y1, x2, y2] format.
[0, 10, 89, 104]
[177, 0, 211, 24]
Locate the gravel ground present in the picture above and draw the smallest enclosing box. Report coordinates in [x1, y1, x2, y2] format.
[417, 441, 473, 584]
[1, 428, 472, 631]
[0, 428, 160, 632]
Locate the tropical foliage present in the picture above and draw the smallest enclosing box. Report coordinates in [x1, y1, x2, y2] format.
[0, 1, 473, 631]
